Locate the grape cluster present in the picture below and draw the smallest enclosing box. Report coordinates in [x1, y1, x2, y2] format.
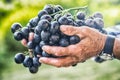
[11, 4, 106, 73]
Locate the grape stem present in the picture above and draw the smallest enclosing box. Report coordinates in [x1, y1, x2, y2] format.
[28, 49, 34, 58]
[51, 6, 88, 16]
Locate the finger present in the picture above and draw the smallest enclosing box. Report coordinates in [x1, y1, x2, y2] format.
[21, 39, 27, 47]
[42, 45, 69, 56]
[39, 57, 76, 67]
[29, 32, 34, 41]
[60, 25, 85, 38]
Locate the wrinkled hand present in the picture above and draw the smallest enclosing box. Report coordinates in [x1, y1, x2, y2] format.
[21, 25, 107, 68]
[40, 25, 107, 67]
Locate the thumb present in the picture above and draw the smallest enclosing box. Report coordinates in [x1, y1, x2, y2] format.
[60, 25, 85, 38]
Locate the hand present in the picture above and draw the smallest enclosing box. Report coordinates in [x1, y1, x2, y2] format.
[40, 25, 107, 67]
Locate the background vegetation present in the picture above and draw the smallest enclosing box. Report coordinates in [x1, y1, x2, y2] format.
[0, 0, 120, 80]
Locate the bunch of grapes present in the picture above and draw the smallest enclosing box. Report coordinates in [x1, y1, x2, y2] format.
[11, 4, 106, 73]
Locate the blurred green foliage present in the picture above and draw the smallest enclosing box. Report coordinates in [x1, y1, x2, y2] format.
[0, 0, 120, 80]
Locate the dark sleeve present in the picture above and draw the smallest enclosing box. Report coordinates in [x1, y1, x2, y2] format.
[105, 25, 120, 38]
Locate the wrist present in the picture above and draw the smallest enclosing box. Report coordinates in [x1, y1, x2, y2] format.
[113, 38, 120, 59]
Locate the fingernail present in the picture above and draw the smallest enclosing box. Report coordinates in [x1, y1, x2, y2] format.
[39, 57, 47, 62]
[42, 46, 47, 50]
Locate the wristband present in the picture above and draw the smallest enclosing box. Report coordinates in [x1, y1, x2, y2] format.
[103, 35, 115, 54]
[99, 35, 115, 60]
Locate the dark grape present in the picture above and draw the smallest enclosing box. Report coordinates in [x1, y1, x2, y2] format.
[26, 23, 34, 32]
[68, 19, 74, 25]
[23, 56, 33, 67]
[70, 35, 80, 44]
[49, 34, 60, 44]
[94, 18, 104, 28]
[59, 38, 69, 47]
[29, 17, 39, 27]
[50, 21, 60, 34]
[34, 25, 42, 35]
[93, 12, 103, 19]
[33, 34, 41, 44]
[40, 15, 52, 22]
[39, 41, 48, 47]
[27, 41, 35, 49]
[33, 57, 41, 67]
[38, 10, 48, 18]
[58, 16, 69, 25]
[76, 20, 85, 26]
[54, 5, 63, 12]
[14, 53, 25, 64]
[38, 19, 50, 31]
[85, 19, 95, 28]
[76, 12, 85, 20]
[13, 31, 24, 41]
[41, 31, 50, 42]
[29, 66, 38, 74]
[43, 4, 53, 14]
[42, 51, 51, 57]
[21, 27, 29, 38]
[34, 45, 42, 54]
[11, 23, 22, 33]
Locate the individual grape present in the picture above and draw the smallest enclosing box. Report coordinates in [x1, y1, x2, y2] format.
[34, 25, 42, 35]
[67, 19, 74, 25]
[94, 18, 104, 28]
[11, 23, 22, 33]
[58, 16, 69, 25]
[33, 57, 41, 67]
[34, 45, 42, 54]
[39, 41, 48, 47]
[21, 27, 29, 38]
[76, 12, 85, 20]
[29, 17, 39, 27]
[93, 12, 103, 19]
[27, 41, 35, 49]
[49, 34, 60, 44]
[41, 31, 51, 42]
[70, 35, 80, 44]
[59, 38, 69, 47]
[42, 51, 51, 57]
[76, 20, 85, 26]
[50, 21, 60, 34]
[14, 53, 25, 64]
[33, 34, 41, 44]
[13, 31, 24, 41]
[29, 66, 38, 74]
[40, 15, 52, 22]
[37, 19, 50, 31]
[43, 4, 53, 14]
[38, 10, 48, 18]
[23, 56, 33, 67]
[85, 19, 95, 28]
[26, 23, 34, 32]
[54, 5, 63, 12]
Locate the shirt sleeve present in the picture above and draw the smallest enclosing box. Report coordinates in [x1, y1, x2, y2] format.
[105, 25, 120, 38]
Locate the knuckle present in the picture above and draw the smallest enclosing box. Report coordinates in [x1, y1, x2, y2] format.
[80, 26, 92, 35]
